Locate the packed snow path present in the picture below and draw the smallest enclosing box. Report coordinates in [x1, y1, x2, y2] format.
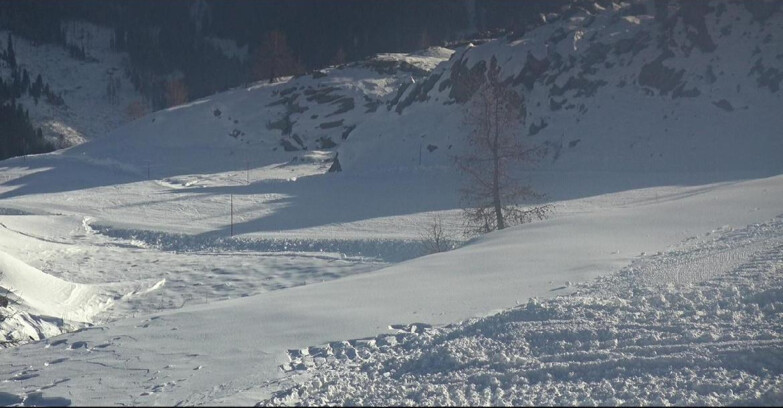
[265, 216, 783, 406]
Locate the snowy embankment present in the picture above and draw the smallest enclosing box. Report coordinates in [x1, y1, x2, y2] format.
[0, 248, 161, 346]
[266, 216, 783, 406]
[0, 249, 111, 323]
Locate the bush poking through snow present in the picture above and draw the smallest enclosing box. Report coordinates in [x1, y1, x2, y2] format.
[418, 215, 456, 255]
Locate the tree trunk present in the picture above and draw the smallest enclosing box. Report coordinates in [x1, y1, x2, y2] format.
[492, 95, 504, 230]
[269, 33, 278, 83]
[493, 154, 504, 230]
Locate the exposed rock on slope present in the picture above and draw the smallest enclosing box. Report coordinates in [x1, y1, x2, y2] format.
[352, 0, 782, 173]
[66, 1, 782, 179]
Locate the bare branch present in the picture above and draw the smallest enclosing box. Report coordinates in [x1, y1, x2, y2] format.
[417, 215, 457, 254]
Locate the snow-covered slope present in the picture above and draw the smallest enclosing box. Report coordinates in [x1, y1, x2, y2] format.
[0, 0, 773, 239]
[0, 174, 781, 405]
[3, 1, 781, 170]
[1, 21, 143, 146]
[56, 46, 454, 178]
[270, 215, 783, 406]
[0, 0, 781, 405]
[343, 0, 783, 173]
[30, 0, 778, 188]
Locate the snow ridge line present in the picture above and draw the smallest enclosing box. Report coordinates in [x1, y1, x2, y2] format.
[262, 215, 783, 406]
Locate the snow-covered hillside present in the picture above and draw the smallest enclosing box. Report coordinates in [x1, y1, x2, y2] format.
[0, 171, 781, 405]
[0, 0, 781, 405]
[343, 0, 783, 173]
[27, 0, 780, 191]
[1, 21, 143, 147]
[58, 46, 455, 177]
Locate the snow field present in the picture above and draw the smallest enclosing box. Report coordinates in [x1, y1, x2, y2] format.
[0, 1, 781, 404]
[0, 173, 779, 406]
[265, 216, 783, 406]
[0, 211, 388, 344]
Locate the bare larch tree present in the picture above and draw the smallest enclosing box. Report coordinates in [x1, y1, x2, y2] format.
[456, 57, 551, 235]
[252, 31, 303, 83]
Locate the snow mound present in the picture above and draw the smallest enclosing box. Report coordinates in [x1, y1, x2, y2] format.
[0, 249, 111, 323]
[264, 215, 783, 406]
[0, 249, 163, 346]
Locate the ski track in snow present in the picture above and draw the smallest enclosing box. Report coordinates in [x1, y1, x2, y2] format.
[263, 216, 783, 406]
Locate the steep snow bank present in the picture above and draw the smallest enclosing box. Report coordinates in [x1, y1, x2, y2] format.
[0, 248, 164, 347]
[0, 250, 111, 323]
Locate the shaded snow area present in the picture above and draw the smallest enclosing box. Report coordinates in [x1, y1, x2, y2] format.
[265, 216, 783, 406]
[1, 22, 143, 146]
[0, 211, 386, 348]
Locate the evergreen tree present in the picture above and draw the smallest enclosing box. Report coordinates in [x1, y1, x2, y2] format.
[30, 74, 43, 103]
[5, 33, 16, 68]
[21, 68, 30, 93]
[0, 101, 53, 160]
[10, 68, 22, 98]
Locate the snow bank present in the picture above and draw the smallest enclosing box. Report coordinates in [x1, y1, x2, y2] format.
[0, 250, 114, 324]
[0, 248, 163, 346]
